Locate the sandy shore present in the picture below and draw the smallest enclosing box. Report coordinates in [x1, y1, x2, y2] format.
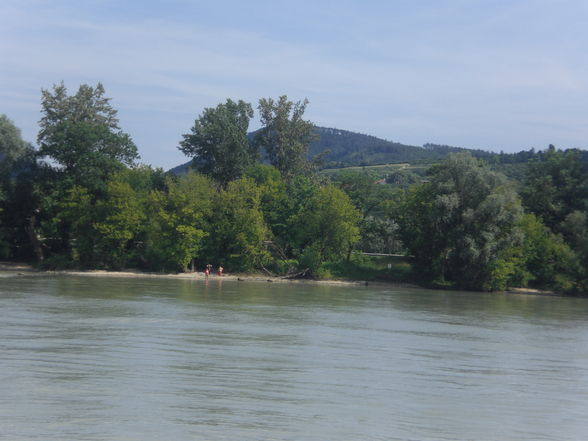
[0, 261, 376, 287]
[1, 261, 568, 295]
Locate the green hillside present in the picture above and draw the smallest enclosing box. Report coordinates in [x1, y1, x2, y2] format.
[310, 127, 496, 167]
[169, 126, 588, 180]
[169, 126, 497, 173]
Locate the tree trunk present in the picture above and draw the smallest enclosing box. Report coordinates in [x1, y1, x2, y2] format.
[25, 214, 44, 261]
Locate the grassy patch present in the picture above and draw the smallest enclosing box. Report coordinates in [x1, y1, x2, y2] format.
[324, 254, 413, 282]
[320, 163, 432, 180]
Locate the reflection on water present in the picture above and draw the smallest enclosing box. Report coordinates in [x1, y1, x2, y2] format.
[1, 275, 588, 441]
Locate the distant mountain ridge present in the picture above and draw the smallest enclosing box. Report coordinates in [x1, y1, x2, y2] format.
[167, 126, 586, 174]
[308, 127, 499, 167]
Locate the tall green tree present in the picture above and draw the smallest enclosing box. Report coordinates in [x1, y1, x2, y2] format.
[179, 99, 255, 186]
[28, 83, 139, 262]
[37, 82, 138, 191]
[394, 153, 523, 290]
[255, 95, 316, 179]
[277, 175, 320, 257]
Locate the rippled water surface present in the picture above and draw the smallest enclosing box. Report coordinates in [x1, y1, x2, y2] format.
[1, 275, 588, 440]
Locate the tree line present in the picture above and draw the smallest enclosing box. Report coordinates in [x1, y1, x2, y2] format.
[0, 82, 586, 293]
[0, 83, 360, 277]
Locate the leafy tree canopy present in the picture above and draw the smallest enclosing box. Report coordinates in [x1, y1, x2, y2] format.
[203, 177, 270, 271]
[179, 99, 255, 186]
[0, 114, 30, 173]
[256, 95, 316, 179]
[293, 184, 361, 273]
[394, 153, 523, 290]
[144, 172, 213, 272]
[511, 213, 577, 291]
[37, 82, 138, 190]
[522, 145, 588, 234]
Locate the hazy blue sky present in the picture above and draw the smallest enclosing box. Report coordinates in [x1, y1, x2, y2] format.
[1, 0, 587, 169]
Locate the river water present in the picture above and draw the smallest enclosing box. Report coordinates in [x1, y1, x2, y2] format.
[1, 274, 588, 440]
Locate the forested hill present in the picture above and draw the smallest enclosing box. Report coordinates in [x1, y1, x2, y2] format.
[169, 126, 588, 174]
[169, 126, 498, 173]
[309, 127, 497, 167]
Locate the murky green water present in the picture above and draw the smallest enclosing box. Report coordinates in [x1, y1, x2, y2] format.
[1, 275, 588, 440]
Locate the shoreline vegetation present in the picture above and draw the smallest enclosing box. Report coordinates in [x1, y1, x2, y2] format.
[1, 84, 587, 295]
[0, 261, 567, 297]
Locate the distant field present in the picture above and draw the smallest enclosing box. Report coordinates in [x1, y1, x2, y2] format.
[321, 162, 430, 178]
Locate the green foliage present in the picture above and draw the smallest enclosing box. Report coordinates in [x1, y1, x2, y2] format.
[59, 176, 145, 268]
[394, 153, 524, 290]
[59, 185, 96, 266]
[143, 172, 212, 272]
[332, 170, 382, 216]
[298, 245, 325, 276]
[256, 95, 316, 178]
[522, 145, 588, 233]
[45, 121, 137, 190]
[0, 191, 7, 259]
[15, 82, 141, 264]
[38, 82, 119, 135]
[179, 99, 256, 186]
[310, 128, 498, 168]
[560, 210, 588, 292]
[244, 164, 289, 239]
[359, 216, 401, 254]
[386, 168, 423, 188]
[203, 177, 270, 271]
[325, 253, 412, 282]
[0, 115, 32, 258]
[292, 185, 361, 274]
[119, 164, 167, 194]
[93, 177, 145, 268]
[0, 114, 30, 174]
[508, 213, 577, 291]
[519, 146, 588, 292]
[37, 82, 138, 192]
[2, 157, 55, 261]
[330, 170, 402, 255]
[258, 174, 319, 257]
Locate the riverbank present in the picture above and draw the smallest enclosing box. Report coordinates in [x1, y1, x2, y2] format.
[0, 261, 567, 296]
[0, 261, 385, 287]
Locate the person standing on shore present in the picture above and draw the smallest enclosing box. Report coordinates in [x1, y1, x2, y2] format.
[218, 265, 223, 276]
